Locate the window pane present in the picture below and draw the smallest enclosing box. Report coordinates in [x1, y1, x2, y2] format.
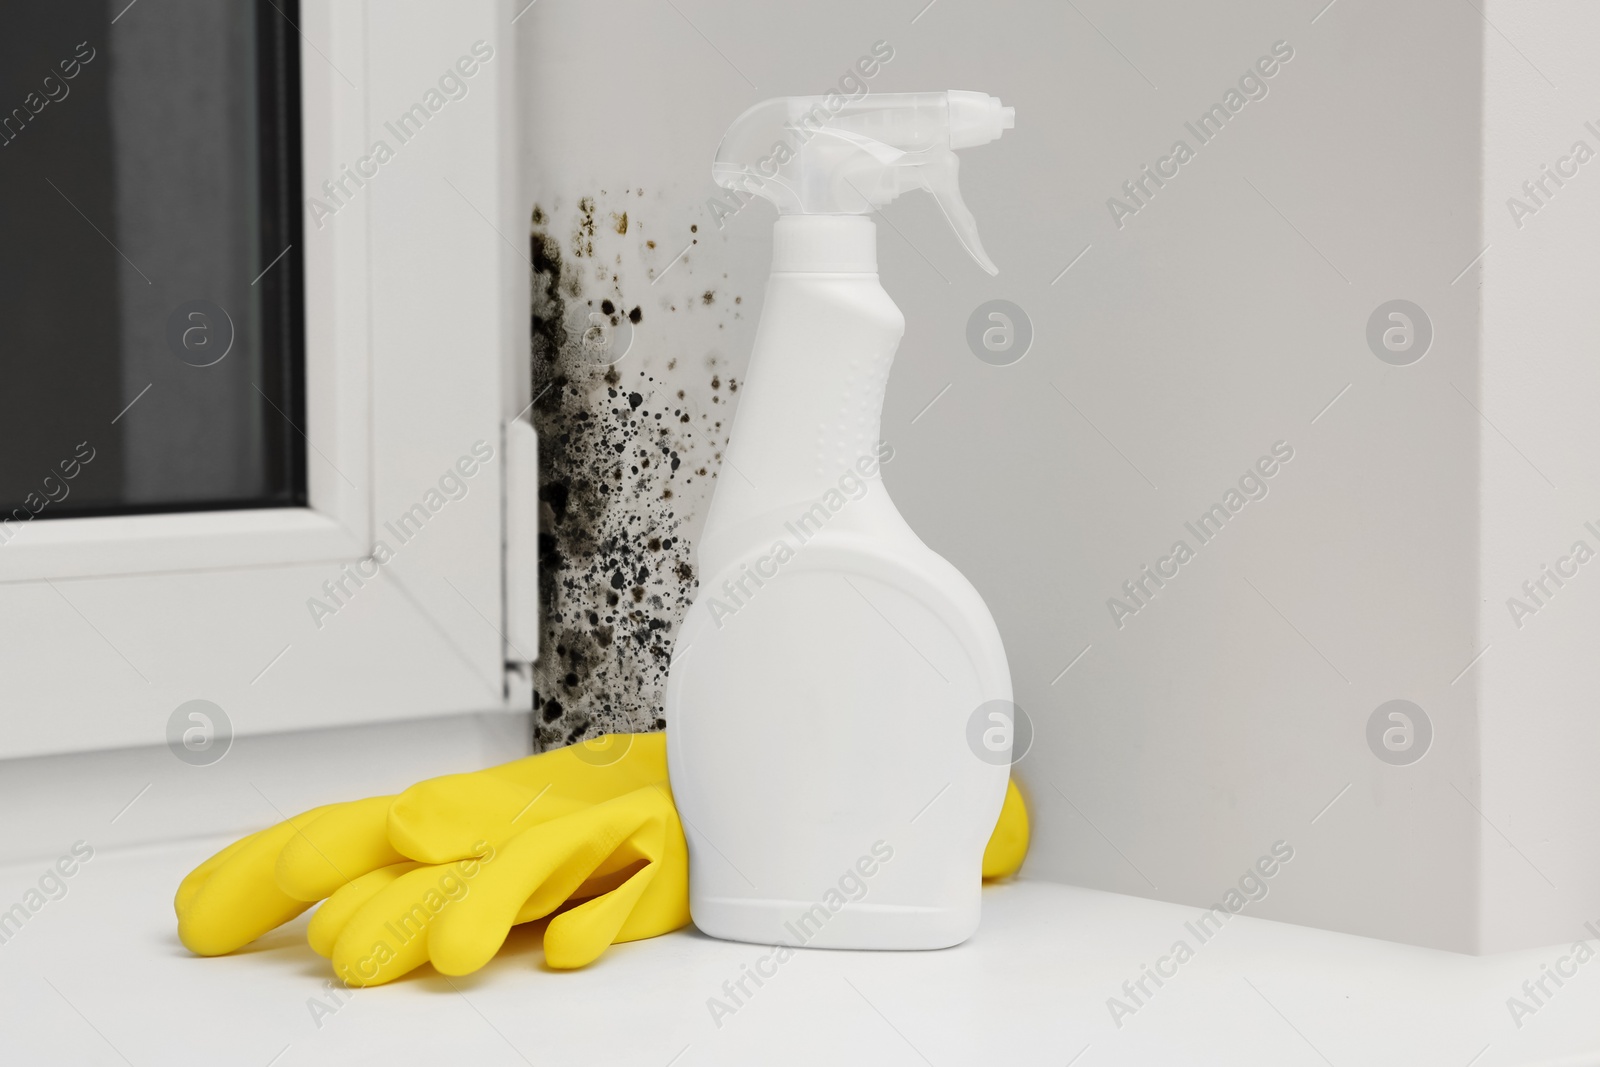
[0, 0, 305, 521]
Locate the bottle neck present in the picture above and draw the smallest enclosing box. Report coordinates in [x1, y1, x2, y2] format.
[697, 220, 903, 570]
[771, 215, 877, 273]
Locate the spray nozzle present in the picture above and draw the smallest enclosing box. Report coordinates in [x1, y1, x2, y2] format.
[713, 90, 1014, 275]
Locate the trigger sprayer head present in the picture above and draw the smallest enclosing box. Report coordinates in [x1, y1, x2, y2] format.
[713, 90, 1014, 275]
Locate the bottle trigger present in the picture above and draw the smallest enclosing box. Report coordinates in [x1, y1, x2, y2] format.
[922, 150, 999, 276]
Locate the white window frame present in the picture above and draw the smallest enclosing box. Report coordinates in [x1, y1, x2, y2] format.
[0, 0, 529, 759]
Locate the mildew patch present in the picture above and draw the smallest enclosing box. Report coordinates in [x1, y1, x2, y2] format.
[528, 193, 739, 749]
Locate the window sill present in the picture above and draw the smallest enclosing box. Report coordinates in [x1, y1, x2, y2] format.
[1, 855, 1589, 1065]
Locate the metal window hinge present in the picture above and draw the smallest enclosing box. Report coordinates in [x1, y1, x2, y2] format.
[504, 417, 539, 706]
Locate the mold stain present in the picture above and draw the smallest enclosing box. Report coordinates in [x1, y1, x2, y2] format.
[527, 196, 736, 749]
[573, 197, 597, 258]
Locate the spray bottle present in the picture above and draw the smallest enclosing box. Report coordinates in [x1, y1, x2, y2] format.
[666, 91, 1016, 949]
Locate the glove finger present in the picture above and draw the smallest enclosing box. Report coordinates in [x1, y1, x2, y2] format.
[426, 789, 664, 977]
[176, 806, 336, 956]
[174, 828, 263, 918]
[331, 861, 479, 987]
[503, 842, 657, 926]
[277, 795, 404, 901]
[543, 862, 661, 969]
[564, 863, 649, 907]
[308, 861, 420, 958]
[387, 734, 670, 866]
[982, 778, 1030, 880]
[543, 788, 692, 966]
[612, 802, 691, 946]
[388, 774, 587, 865]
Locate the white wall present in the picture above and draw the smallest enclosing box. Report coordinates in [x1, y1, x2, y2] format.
[1476, 1, 1600, 952]
[518, 0, 1599, 952]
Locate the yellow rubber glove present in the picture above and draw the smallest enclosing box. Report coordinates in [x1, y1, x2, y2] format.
[315, 772, 1032, 985]
[178, 732, 1031, 968]
[983, 779, 1030, 880]
[175, 798, 402, 957]
[175, 734, 669, 957]
[315, 781, 687, 986]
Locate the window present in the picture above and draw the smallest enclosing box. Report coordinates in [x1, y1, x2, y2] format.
[0, 0, 305, 520]
[0, 0, 528, 759]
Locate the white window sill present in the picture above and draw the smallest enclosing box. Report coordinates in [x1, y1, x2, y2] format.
[0, 847, 1591, 1066]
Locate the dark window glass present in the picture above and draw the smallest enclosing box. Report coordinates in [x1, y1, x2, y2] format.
[0, 0, 305, 521]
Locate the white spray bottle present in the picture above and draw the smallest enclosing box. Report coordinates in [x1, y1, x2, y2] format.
[666, 91, 1016, 949]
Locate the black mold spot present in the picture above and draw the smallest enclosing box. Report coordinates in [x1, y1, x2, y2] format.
[527, 196, 723, 751]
